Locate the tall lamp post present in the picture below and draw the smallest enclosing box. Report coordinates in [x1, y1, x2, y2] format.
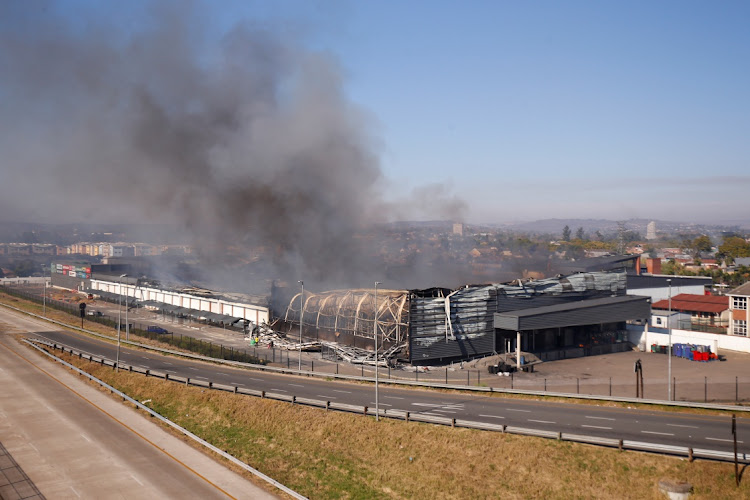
[374, 281, 381, 421]
[42, 268, 47, 317]
[298, 280, 304, 371]
[667, 278, 673, 401]
[116, 273, 127, 372]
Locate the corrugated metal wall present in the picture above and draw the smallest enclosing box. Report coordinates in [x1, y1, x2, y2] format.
[408, 271, 628, 363]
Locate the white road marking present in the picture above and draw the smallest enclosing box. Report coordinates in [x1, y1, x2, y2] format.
[479, 414, 505, 419]
[332, 390, 352, 394]
[641, 431, 674, 436]
[131, 474, 144, 486]
[411, 403, 441, 407]
[193, 376, 208, 380]
[434, 409, 456, 414]
[69, 486, 82, 498]
[317, 395, 337, 399]
[506, 408, 531, 413]
[81, 434, 91, 442]
[289, 384, 305, 388]
[529, 419, 555, 424]
[162, 362, 173, 365]
[229, 383, 245, 386]
[667, 423, 699, 429]
[248, 377, 264, 382]
[272, 389, 288, 393]
[706, 437, 744, 443]
[585, 416, 615, 421]
[188, 368, 199, 371]
[384, 396, 404, 400]
[165, 370, 177, 374]
[582, 425, 612, 430]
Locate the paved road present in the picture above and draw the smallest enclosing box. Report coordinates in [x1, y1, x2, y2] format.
[0, 309, 277, 499]
[5, 306, 748, 461]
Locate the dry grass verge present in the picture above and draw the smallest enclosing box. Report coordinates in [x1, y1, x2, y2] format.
[47, 349, 750, 499]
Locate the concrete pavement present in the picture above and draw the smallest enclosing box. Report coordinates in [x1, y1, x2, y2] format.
[0, 316, 278, 500]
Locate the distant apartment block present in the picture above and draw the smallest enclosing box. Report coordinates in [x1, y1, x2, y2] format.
[646, 221, 657, 240]
[452, 222, 463, 237]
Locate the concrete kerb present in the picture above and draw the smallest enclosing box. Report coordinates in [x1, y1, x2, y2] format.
[22, 339, 307, 500]
[6, 301, 750, 413]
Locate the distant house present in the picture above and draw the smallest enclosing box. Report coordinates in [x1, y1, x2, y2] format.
[651, 293, 729, 334]
[728, 282, 750, 337]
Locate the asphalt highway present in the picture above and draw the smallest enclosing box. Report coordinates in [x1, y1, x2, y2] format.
[3, 305, 749, 459]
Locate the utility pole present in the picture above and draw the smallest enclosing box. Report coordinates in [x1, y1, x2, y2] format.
[374, 281, 381, 421]
[298, 280, 303, 371]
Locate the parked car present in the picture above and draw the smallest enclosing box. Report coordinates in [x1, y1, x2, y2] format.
[147, 325, 169, 334]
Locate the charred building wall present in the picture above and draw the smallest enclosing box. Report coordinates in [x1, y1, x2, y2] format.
[279, 271, 631, 364]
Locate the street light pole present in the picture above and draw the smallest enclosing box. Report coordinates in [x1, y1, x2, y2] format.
[116, 273, 127, 372]
[125, 282, 129, 342]
[298, 280, 303, 371]
[374, 281, 381, 422]
[667, 278, 672, 401]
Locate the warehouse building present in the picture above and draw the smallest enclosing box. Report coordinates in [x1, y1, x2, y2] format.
[280, 270, 652, 365]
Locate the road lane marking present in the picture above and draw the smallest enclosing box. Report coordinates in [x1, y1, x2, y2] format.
[165, 370, 177, 374]
[272, 389, 288, 393]
[317, 395, 336, 399]
[332, 390, 352, 394]
[706, 437, 744, 443]
[582, 425, 612, 430]
[506, 409, 531, 413]
[529, 419, 555, 424]
[411, 403, 440, 407]
[81, 434, 91, 442]
[641, 431, 674, 436]
[229, 382, 244, 386]
[384, 396, 404, 400]
[585, 416, 615, 421]
[188, 368, 199, 371]
[371, 403, 393, 407]
[248, 377, 264, 382]
[288, 384, 304, 388]
[479, 414, 505, 419]
[667, 424, 699, 429]
[131, 474, 144, 486]
[434, 410, 456, 414]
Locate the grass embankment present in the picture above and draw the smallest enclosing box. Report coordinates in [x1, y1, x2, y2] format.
[48, 349, 750, 499]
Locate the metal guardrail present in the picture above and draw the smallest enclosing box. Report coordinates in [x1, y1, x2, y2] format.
[30, 338, 750, 465]
[4, 300, 750, 413]
[22, 339, 307, 500]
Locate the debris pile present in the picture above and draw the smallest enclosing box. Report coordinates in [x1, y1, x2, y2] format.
[245, 322, 405, 366]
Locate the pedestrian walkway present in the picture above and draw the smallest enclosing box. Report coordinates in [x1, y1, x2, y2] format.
[0, 442, 44, 500]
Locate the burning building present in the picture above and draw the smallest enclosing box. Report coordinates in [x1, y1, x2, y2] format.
[278, 270, 651, 365]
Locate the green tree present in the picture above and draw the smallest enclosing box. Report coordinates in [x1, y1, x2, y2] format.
[575, 227, 585, 240]
[562, 225, 571, 242]
[692, 235, 712, 255]
[718, 236, 750, 259]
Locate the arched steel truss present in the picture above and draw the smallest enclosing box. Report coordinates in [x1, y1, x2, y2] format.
[284, 289, 408, 344]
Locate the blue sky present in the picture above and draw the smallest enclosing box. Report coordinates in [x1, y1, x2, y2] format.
[9, 1, 750, 225]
